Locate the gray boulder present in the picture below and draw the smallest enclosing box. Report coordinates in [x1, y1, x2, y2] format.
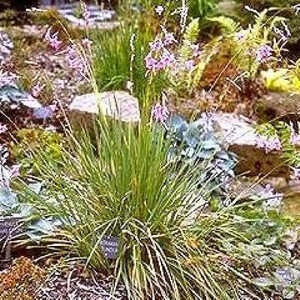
[69, 91, 140, 126]
[210, 113, 290, 178]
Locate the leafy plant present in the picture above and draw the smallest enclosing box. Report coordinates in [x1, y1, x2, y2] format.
[10, 128, 64, 174]
[73, 2, 85, 19]
[166, 114, 236, 205]
[262, 62, 300, 93]
[0, 85, 41, 113]
[189, 0, 220, 18]
[256, 121, 300, 167]
[232, 0, 300, 55]
[0, 257, 47, 299]
[209, 9, 286, 77]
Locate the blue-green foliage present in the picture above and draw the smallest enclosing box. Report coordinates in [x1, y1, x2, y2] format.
[165, 115, 236, 197]
[0, 84, 40, 112]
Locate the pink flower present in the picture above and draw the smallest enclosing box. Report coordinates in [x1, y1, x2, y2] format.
[10, 165, 20, 179]
[155, 5, 164, 16]
[160, 51, 176, 68]
[235, 30, 246, 41]
[184, 60, 194, 71]
[81, 38, 93, 48]
[145, 50, 176, 72]
[151, 103, 169, 123]
[164, 32, 177, 46]
[255, 45, 273, 63]
[191, 44, 201, 57]
[31, 81, 45, 98]
[145, 54, 158, 71]
[291, 133, 300, 145]
[65, 45, 87, 75]
[260, 183, 283, 210]
[150, 39, 164, 51]
[0, 124, 8, 134]
[155, 60, 166, 70]
[255, 136, 282, 153]
[45, 27, 63, 51]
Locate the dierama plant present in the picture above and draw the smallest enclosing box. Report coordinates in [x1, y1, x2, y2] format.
[17, 115, 285, 299]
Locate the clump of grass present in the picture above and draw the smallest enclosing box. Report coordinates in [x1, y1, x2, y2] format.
[91, 22, 169, 106]
[92, 25, 132, 91]
[17, 115, 287, 299]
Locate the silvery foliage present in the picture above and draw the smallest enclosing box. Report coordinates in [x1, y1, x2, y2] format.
[0, 145, 61, 242]
[165, 114, 237, 198]
[0, 84, 42, 113]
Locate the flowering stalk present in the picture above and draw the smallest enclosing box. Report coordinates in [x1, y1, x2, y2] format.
[31, 81, 45, 98]
[255, 45, 273, 63]
[0, 124, 8, 134]
[81, 2, 90, 28]
[45, 27, 63, 51]
[65, 39, 92, 79]
[151, 103, 169, 128]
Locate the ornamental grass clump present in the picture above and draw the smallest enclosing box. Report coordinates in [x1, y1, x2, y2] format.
[16, 115, 289, 299]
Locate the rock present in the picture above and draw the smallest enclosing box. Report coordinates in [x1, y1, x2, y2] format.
[227, 179, 267, 200]
[228, 178, 283, 211]
[217, 1, 241, 15]
[41, 2, 119, 30]
[210, 113, 290, 178]
[278, 181, 300, 218]
[256, 92, 300, 131]
[69, 91, 140, 125]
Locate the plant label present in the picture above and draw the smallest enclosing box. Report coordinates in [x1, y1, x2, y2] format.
[100, 235, 118, 259]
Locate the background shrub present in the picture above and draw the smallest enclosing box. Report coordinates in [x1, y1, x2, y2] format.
[233, 0, 300, 58]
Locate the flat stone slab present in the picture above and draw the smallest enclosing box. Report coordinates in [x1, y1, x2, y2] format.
[69, 91, 140, 123]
